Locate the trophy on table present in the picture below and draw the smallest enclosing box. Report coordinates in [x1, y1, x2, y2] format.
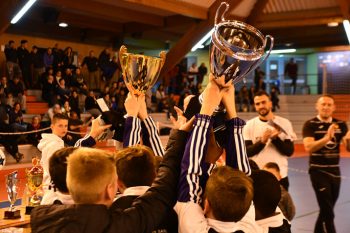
[4, 171, 21, 219]
[119, 45, 166, 96]
[25, 158, 43, 215]
[210, 1, 274, 87]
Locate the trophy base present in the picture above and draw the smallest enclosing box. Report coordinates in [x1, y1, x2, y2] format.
[25, 206, 35, 215]
[4, 209, 21, 219]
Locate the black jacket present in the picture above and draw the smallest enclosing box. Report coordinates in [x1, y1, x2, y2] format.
[31, 129, 188, 233]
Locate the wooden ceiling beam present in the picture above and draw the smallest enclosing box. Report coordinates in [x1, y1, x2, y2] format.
[260, 7, 341, 22]
[336, 0, 350, 19]
[246, 0, 269, 26]
[160, 0, 243, 78]
[58, 12, 123, 34]
[257, 17, 344, 29]
[42, 0, 164, 26]
[121, 0, 208, 19]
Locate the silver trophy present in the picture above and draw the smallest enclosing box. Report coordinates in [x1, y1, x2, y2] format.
[4, 171, 21, 219]
[119, 45, 166, 96]
[210, 2, 274, 86]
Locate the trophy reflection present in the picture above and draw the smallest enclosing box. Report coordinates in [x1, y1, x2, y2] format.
[210, 2, 274, 86]
[119, 45, 166, 96]
[4, 171, 21, 219]
[25, 158, 43, 214]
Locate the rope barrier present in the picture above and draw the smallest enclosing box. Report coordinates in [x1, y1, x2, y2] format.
[0, 127, 89, 135]
[289, 167, 350, 180]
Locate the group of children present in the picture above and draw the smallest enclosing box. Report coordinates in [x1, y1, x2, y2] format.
[30, 74, 294, 233]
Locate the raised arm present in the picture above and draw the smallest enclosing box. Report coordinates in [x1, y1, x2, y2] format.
[122, 93, 142, 147]
[221, 82, 251, 175]
[138, 95, 165, 157]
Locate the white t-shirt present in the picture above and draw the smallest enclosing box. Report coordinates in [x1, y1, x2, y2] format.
[243, 116, 296, 178]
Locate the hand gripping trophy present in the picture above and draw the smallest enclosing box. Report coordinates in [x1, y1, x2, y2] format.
[25, 157, 43, 214]
[4, 171, 21, 219]
[119, 45, 166, 96]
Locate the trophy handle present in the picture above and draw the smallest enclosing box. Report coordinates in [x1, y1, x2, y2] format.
[239, 35, 274, 84]
[215, 2, 230, 25]
[119, 45, 128, 66]
[159, 51, 167, 68]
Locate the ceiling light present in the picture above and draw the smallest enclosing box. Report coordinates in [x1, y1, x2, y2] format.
[270, 49, 296, 54]
[343, 19, 350, 44]
[327, 22, 339, 27]
[11, 0, 37, 24]
[59, 22, 68, 28]
[191, 28, 214, 52]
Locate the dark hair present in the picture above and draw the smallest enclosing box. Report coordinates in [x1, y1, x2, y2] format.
[254, 90, 270, 99]
[264, 162, 280, 172]
[20, 39, 28, 44]
[9, 40, 14, 44]
[49, 147, 77, 193]
[52, 113, 69, 123]
[251, 170, 281, 220]
[115, 145, 156, 187]
[249, 159, 260, 171]
[205, 166, 253, 222]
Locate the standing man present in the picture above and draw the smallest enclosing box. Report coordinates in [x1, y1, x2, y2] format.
[82, 50, 99, 90]
[302, 95, 350, 233]
[284, 58, 298, 94]
[17, 40, 31, 88]
[243, 91, 296, 190]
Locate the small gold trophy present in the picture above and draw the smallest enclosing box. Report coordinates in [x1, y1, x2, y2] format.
[4, 171, 21, 219]
[119, 45, 166, 96]
[25, 158, 43, 215]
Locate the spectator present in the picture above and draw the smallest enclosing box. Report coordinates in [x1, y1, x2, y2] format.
[85, 90, 101, 118]
[66, 111, 83, 146]
[197, 62, 207, 85]
[17, 40, 31, 88]
[26, 115, 44, 147]
[68, 90, 80, 117]
[82, 50, 99, 90]
[187, 62, 198, 85]
[8, 102, 26, 132]
[63, 47, 75, 70]
[52, 43, 64, 71]
[0, 77, 10, 104]
[56, 78, 70, 105]
[43, 47, 54, 70]
[0, 100, 23, 162]
[270, 85, 280, 112]
[42, 74, 57, 107]
[4, 40, 21, 81]
[8, 76, 26, 112]
[30, 46, 45, 89]
[284, 58, 298, 94]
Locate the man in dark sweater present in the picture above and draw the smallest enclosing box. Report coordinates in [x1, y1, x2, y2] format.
[82, 50, 99, 90]
[17, 40, 31, 88]
[303, 95, 350, 233]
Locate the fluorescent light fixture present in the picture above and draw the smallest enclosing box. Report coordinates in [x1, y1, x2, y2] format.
[343, 19, 350, 44]
[271, 49, 296, 54]
[191, 28, 214, 52]
[11, 0, 37, 24]
[59, 22, 68, 28]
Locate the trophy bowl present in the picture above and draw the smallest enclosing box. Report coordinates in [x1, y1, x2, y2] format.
[210, 2, 274, 85]
[4, 171, 21, 219]
[119, 45, 166, 96]
[25, 158, 43, 214]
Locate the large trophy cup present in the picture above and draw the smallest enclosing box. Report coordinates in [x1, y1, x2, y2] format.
[25, 158, 43, 215]
[119, 45, 166, 96]
[210, 2, 274, 86]
[4, 171, 21, 219]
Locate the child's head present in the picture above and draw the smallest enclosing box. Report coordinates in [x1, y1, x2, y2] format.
[251, 170, 281, 220]
[51, 113, 69, 138]
[67, 148, 117, 206]
[115, 145, 156, 192]
[263, 162, 281, 181]
[49, 147, 77, 193]
[204, 166, 253, 222]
